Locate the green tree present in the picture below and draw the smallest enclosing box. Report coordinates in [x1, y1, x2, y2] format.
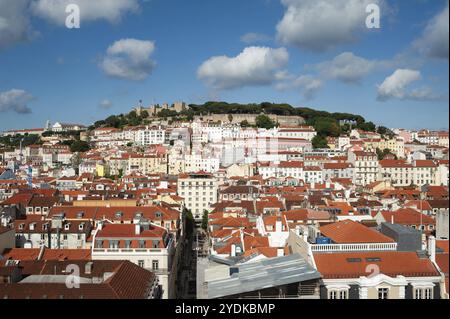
[157, 109, 178, 118]
[240, 120, 251, 128]
[70, 140, 90, 153]
[255, 115, 276, 129]
[201, 210, 209, 231]
[312, 135, 329, 149]
[377, 126, 395, 139]
[312, 117, 341, 137]
[376, 148, 397, 160]
[141, 110, 149, 118]
[357, 121, 376, 132]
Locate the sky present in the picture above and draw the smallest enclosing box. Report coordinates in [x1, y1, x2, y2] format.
[0, 0, 449, 131]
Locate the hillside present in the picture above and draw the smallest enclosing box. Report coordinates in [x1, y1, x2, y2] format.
[90, 101, 385, 148]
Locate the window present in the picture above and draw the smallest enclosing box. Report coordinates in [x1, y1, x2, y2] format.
[378, 288, 389, 299]
[414, 287, 433, 299]
[339, 290, 348, 299]
[328, 289, 348, 299]
[138, 260, 145, 268]
[152, 260, 159, 271]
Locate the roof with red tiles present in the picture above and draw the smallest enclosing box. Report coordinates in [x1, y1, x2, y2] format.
[0, 260, 156, 299]
[314, 251, 440, 279]
[319, 220, 395, 244]
[380, 208, 435, 225]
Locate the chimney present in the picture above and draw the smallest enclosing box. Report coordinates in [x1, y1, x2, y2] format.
[275, 214, 282, 233]
[231, 244, 236, 257]
[85, 262, 93, 275]
[135, 223, 141, 235]
[277, 248, 284, 257]
[428, 235, 436, 263]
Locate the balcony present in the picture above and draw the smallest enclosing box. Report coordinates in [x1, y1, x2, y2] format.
[310, 242, 397, 252]
[93, 248, 167, 254]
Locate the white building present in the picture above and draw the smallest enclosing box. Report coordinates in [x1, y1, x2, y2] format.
[177, 172, 218, 220]
[92, 219, 175, 299]
[135, 126, 166, 146]
[348, 151, 379, 186]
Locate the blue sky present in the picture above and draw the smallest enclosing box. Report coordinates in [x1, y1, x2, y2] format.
[0, 0, 448, 131]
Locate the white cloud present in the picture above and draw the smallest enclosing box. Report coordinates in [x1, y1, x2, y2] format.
[99, 38, 156, 81]
[314, 52, 380, 83]
[276, 74, 323, 100]
[31, 0, 140, 25]
[276, 0, 385, 52]
[0, 89, 34, 114]
[197, 46, 289, 90]
[241, 32, 272, 44]
[0, 0, 35, 50]
[0, 0, 140, 50]
[99, 99, 113, 109]
[414, 2, 449, 59]
[377, 69, 440, 101]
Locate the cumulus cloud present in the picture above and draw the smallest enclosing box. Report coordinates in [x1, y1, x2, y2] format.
[30, 0, 140, 25]
[276, 0, 385, 52]
[276, 74, 323, 100]
[0, 0, 140, 50]
[99, 99, 113, 109]
[313, 52, 382, 83]
[0, 89, 34, 114]
[197, 46, 289, 90]
[377, 69, 441, 101]
[0, 0, 35, 50]
[414, 2, 449, 59]
[240, 32, 272, 44]
[99, 38, 156, 81]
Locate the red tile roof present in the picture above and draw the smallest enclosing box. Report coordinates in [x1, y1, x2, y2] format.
[380, 208, 435, 225]
[319, 220, 395, 244]
[314, 251, 440, 279]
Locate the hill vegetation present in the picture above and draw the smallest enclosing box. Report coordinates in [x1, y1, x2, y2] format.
[90, 101, 384, 149]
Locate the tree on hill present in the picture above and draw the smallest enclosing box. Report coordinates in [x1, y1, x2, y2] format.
[357, 121, 376, 132]
[240, 120, 251, 128]
[377, 126, 396, 139]
[310, 117, 341, 137]
[376, 148, 398, 160]
[70, 140, 90, 153]
[312, 135, 329, 149]
[157, 109, 178, 118]
[255, 114, 276, 129]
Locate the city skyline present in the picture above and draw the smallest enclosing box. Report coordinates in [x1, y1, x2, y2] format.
[0, 0, 449, 131]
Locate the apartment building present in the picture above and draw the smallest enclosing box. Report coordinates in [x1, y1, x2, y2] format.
[127, 154, 167, 175]
[379, 159, 440, 187]
[258, 161, 304, 179]
[177, 172, 218, 220]
[348, 151, 379, 186]
[135, 127, 166, 146]
[322, 162, 354, 180]
[14, 216, 92, 249]
[91, 219, 175, 299]
[274, 126, 317, 141]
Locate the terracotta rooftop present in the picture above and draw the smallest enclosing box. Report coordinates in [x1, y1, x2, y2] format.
[314, 251, 440, 279]
[319, 220, 395, 244]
